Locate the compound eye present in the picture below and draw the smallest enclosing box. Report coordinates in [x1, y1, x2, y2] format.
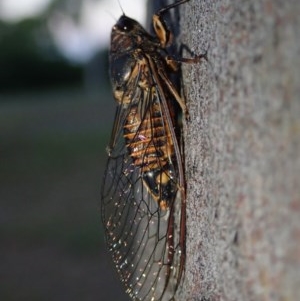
[117, 16, 134, 32]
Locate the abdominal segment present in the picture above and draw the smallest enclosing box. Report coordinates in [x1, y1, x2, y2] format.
[123, 99, 177, 210]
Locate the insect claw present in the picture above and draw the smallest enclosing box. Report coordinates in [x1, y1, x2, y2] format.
[185, 111, 191, 122]
[198, 45, 210, 62]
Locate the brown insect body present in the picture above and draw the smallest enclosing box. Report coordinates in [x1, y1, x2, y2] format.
[101, 1, 202, 300]
[123, 97, 177, 211]
[109, 11, 183, 212]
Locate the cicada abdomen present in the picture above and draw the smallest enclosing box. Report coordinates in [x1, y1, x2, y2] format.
[101, 1, 205, 300]
[124, 92, 178, 210]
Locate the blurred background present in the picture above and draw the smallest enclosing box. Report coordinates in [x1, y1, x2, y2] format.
[0, 0, 147, 300]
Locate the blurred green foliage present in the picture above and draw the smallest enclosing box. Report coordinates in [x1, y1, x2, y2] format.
[0, 0, 111, 95]
[0, 17, 83, 92]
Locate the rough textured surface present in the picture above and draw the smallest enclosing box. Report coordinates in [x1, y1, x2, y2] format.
[152, 0, 300, 300]
[179, 0, 300, 300]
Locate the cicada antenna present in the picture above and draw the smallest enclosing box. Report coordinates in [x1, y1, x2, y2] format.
[117, 0, 125, 16]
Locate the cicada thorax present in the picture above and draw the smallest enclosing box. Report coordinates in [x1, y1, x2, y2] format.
[123, 88, 178, 210]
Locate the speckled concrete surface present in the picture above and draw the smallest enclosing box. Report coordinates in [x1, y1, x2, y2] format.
[174, 0, 300, 300]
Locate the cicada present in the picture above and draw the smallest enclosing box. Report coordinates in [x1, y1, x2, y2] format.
[101, 1, 205, 300]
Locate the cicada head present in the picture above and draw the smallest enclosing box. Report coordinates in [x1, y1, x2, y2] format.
[111, 15, 157, 53]
[111, 16, 142, 52]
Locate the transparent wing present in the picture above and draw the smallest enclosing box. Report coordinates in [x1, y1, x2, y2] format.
[101, 59, 184, 301]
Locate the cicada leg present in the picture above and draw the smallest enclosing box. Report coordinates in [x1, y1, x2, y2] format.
[152, 0, 191, 48]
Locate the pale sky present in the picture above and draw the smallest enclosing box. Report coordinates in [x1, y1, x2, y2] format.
[0, 0, 147, 62]
[0, 0, 53, 21]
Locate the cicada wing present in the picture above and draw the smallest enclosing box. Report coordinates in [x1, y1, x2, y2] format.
[102, 154, 182, 300]
[101, 115, 182, 300]
[101, 55, 184, 300]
